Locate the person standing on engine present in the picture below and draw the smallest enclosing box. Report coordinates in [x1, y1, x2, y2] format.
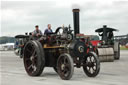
[32, 25, 43, 37]
[44, 24, 53, 35]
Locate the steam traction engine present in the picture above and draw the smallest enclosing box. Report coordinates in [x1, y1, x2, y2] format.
[15, 9, 100, 80]
[90, 25, 120, 62]
[95, 25, 120, 61]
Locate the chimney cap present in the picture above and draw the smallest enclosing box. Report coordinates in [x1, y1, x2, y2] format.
[103, 25, 107, 28]
[72, 9, 80, 12]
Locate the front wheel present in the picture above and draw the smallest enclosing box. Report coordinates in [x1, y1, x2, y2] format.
[83, 52, 100, 77]
[57, 53, 74, 80]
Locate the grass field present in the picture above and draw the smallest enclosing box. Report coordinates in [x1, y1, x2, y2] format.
[120, 46, 128, 50]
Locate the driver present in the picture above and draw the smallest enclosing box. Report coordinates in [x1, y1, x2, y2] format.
[44, 24, 53, 35]
[108, 31, 113, 40]
[32, 25, 43, 37]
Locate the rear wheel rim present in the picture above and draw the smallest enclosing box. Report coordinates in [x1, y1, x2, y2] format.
[24, 42, 38, 75]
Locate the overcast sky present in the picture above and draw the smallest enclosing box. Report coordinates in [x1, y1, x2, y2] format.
[1, 0, 128, 37]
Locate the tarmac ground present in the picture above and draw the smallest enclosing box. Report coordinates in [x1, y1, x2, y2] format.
[0, 50, 128, 85]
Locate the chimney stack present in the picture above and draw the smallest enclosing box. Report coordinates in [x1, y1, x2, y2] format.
[72, 9, 80, 35]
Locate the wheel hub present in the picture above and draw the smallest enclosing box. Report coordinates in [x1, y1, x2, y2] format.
[30, 56, 36, 64]
[87, 62, 95, 67]
[61, 64, 65, 70]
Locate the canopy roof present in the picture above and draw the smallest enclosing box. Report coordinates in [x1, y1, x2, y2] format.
[95, 25, 118, 32]
[15, 35, 29, 38]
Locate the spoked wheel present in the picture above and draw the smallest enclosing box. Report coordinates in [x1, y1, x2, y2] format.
[57, 53, 74, 80]
[23, 40, 45, 76]
[83, 52, 100, 77]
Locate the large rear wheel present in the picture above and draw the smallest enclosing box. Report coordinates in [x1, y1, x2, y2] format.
[83, 52, 100, 77]
[23, 40, 45, 76]
[57, 53, 74, 80]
